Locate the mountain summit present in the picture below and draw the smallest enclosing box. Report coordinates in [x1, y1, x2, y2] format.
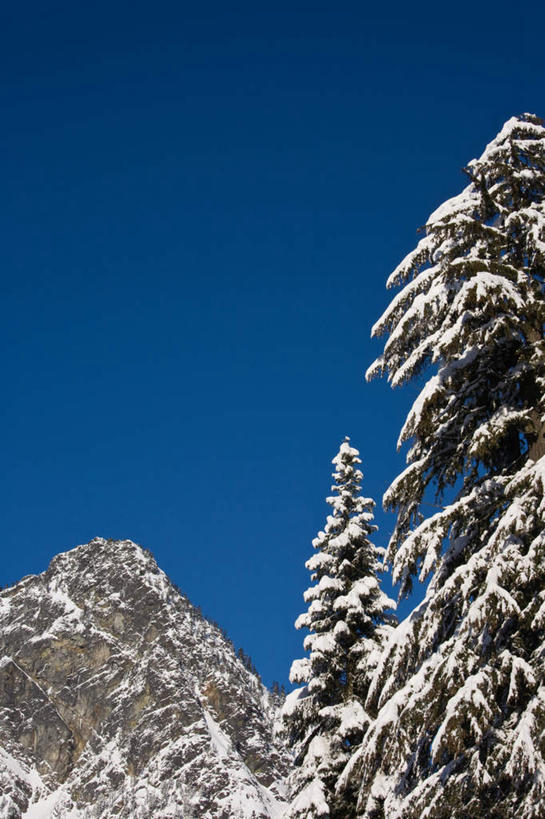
[0, 538, 289, 818]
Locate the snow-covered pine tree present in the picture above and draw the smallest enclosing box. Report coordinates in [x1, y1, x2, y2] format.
[282, 438, 394, 819]
[343, 114, 545, 818]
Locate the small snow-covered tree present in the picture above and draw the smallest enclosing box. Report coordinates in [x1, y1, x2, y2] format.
[282, 438, 394, 819]
[345, 114, 545, 818]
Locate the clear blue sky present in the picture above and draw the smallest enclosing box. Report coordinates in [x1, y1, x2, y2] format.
[2, 1, 544, 686]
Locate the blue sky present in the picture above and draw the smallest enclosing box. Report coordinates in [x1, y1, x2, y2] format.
[2, 1, 544, 686]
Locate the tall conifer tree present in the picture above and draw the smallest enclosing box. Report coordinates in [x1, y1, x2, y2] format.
[283, 438, 394, 819]
[344, 114, 545, 818]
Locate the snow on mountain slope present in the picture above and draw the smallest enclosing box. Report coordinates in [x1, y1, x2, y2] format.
[0, 538, 289, 818]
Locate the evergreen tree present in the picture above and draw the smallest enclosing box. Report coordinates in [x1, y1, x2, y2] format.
[346, 114, 545, 817]
[282, 438, 394, 819]
[271, 680, 287, 706]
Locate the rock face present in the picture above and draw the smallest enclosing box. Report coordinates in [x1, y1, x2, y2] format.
[0, 538, 289, 818]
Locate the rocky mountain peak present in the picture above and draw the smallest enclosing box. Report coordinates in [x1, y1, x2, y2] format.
[0, 539, 289, 818]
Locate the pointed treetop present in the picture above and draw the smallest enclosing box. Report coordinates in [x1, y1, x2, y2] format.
[333, 437, 361, 467]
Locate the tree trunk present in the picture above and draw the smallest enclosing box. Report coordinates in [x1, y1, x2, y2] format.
[528, 407, 545, 462]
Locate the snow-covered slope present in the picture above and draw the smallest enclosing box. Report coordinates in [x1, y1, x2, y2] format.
[0, 538, 289, 818]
